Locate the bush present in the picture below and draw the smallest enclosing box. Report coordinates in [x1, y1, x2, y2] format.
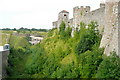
[47, 28, 57, 37]
[65, 26, 72, 39]
[78, 48, 103, 78]
[25, 45, 46, 75]
[59, 21, 66, 38]
[95, 52, 120, 79]
[51, 64, 78, 78]
[75, 22, 101, 54]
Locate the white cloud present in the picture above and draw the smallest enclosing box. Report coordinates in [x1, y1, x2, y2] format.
[0, 0, 102, 29]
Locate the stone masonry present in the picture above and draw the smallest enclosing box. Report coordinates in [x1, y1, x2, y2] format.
[100, 0, 120, 57]
[53, 0, 120, 57]
[0, 44, 10, 79]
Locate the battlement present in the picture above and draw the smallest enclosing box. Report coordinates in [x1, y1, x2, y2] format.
[106, 0, 120, 2]
[73, 6, 91, 11]
[100, 3, 105, 7]
[73, 6, 91, 16]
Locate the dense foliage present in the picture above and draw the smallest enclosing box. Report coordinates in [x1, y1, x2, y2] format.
[95, 52, 120, 79]
[7, 21, 120, 79]
[75, 22, 101, 54]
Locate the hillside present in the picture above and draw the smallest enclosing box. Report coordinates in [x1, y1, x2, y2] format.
[6, 22, 120, 79]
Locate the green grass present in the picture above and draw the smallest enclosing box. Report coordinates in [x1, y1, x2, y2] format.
[0, 31, 11, 46]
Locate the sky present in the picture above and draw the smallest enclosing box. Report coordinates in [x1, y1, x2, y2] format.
[0, 0, 105, 29]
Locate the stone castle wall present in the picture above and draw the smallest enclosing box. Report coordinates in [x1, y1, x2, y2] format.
[100, 1, 120, 57]
[53, 4, 105, 33]
[0, 50, 9, 79]
[118, 1, 120, 57]
[0, 51, 2, 79]
[77, 7, 105, 33]
[53, 0, 120, 57]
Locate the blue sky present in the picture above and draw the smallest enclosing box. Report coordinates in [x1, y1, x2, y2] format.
[0, 0, 104, 29]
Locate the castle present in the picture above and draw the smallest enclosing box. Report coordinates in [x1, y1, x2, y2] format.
[53, 2, 105, 31]
[53, 0, 120, 57]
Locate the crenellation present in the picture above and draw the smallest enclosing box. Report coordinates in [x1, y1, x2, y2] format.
[100, 3, 105, 8]
[80, 6, 84, 9]
[73, 6, 79, 11]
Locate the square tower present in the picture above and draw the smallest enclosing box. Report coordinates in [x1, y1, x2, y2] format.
[73, 6, 90, 28]
[57, 10, 69, 27]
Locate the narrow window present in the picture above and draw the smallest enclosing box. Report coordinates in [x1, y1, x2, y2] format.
[64, 14, 67, 16]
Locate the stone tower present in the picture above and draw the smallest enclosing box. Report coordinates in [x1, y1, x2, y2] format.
[73, 6, 90, 28]
[57, 10, 69, 27]
[100, 0, 120, 57]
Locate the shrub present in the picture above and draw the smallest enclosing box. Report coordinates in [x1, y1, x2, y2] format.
[75, 21, 101, 54]
[59, 21, 66, 38]
[78, 48, 103, 78]
[95, 52, 120, 79]
[65, 26, 72, 39]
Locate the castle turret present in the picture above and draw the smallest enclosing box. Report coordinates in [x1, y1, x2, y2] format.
[57, 10, 69, 27]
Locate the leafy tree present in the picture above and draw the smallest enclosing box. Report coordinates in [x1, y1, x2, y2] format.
[59, 21, 66, 38]
[51, 64, 78, 78]
[75, 21, 100, 54]
[95, 52, 120, 79]
[88, 21, 98, 30]
[25, 44, 46, 75]
[78, 48, 103, 78]
[13, 28, 16, 31]
[80, 22, 86, 29]
[65, 26, 72, 39]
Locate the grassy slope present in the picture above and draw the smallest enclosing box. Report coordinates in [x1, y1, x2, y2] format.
[0, 30, 47, 46]
[0, 30, 12, 46]
[6, 30, 48, 78]
[8, 23, 102, 78]
[6, 22, 120, 79]
[43, 34, 77, 66]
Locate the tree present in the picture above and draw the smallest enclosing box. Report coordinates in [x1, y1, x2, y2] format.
[78, 48, 103, 78]
[95, 52, 120, 79]
[75, 21, 100, 54]
[59, 21, 66, 38]
[65, 26, 72, 38]
[13, 28, 16, 31]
